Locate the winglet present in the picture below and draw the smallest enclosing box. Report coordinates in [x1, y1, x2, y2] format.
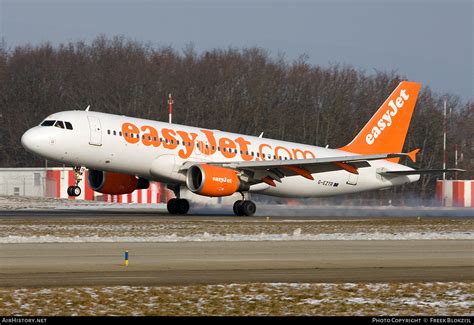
[407, 148, 420, 163]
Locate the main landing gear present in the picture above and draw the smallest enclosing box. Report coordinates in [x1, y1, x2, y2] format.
[233, 193, 256, 216]
[67, 166, 84, 197]
[166, 184, 190, 215]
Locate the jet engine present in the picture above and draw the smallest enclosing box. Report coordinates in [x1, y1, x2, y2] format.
[88, 169, 149, 195]
[186, 164, 249, 197]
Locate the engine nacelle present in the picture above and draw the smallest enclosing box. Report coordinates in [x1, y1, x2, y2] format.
[88, 169, 149, 195]
[186, 164, 248, 197]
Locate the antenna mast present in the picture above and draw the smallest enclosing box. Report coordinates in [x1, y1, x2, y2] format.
[168, 93, 173, 124]
[443, 98, 447, 180]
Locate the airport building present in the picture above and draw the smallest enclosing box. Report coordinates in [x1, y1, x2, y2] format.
[0, 168, 46, 197]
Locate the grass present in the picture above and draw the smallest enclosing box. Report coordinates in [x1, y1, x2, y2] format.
[1, 217, 472, 238]
[0, 282, 472, 316]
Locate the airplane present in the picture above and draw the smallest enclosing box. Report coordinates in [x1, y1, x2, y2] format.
[21, 81, 462, 216]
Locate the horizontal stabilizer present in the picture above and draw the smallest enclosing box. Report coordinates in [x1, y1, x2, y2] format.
[379, 168, 465, 176]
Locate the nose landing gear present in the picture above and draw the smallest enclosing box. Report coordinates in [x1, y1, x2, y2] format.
[67, 166, 84, 197]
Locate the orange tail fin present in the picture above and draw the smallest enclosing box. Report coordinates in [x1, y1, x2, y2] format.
[339, 81, 421, 162]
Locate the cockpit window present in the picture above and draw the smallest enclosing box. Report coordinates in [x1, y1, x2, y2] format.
[40, 120, 55, 127]
[65, 122, 73, 130]
[54, 121, 65, 129]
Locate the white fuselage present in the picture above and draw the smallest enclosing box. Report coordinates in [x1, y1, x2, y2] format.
[21, 110, 419, 198]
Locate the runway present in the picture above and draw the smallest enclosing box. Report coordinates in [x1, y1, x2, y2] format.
[1, 240, 472, 287]
[1, 201, 473, 220]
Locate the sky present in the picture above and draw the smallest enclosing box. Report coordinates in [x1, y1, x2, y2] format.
[0, 0, 472, 100]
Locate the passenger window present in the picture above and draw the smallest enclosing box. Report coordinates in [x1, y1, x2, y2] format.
[113, 131, 116, 136]
[107, 130, 111, 135]
[40, 120, 55, 127]
[54, 121, 65, 129]
[65, 122, 73, 130]
[119, 131, 122, 136]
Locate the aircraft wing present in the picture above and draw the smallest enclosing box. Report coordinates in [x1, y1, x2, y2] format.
[198, 153, 410, 186]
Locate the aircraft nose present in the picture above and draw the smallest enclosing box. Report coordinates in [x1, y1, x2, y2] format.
[21, 128, 40, 153]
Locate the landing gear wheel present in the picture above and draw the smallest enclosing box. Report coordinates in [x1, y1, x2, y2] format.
[67, 186, 81, 197]
[176, 199, 190, 214]
[233, 200, 244, 216]
[68, 166, 84, 198]
[167, 198, 190, 215]
[233, 200, 256, 216]
[167, 198, 178, 214]
[241, 201, 256, 216]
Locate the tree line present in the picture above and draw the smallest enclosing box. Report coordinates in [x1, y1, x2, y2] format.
[0, 36, 472, 201]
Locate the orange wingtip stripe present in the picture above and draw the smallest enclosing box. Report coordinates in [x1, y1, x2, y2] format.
[333, 162, 359, 175]
[283, 165, 314, 180]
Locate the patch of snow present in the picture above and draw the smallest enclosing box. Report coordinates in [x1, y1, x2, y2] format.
[1, 231, 472, 243]
[299, 299, 326, 305]
[345, 297, 382, 305]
